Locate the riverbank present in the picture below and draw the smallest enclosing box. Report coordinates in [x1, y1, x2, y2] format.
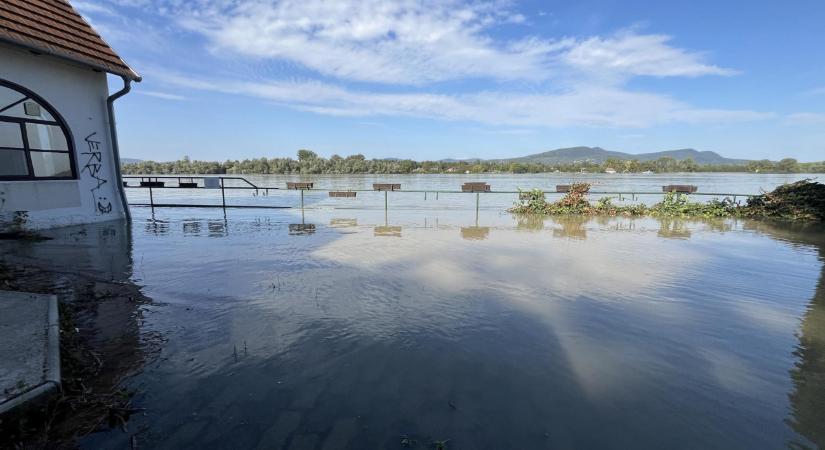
[509, 180, 825, 221]
[121, 151, 825, 175]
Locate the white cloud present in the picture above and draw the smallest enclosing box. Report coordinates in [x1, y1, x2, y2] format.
[785, 112, 825, 126]
[99, 0, 756, 129]
[134, 0, 737, 85]
[562, 31, 736, 77]
[175, 0, 554, 84]
[154, 70, 770, 128]
[73, 1, 116, 15]
[137, 90, 187, 101]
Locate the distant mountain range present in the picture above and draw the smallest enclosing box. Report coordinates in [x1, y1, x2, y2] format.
[474, 147, 749, 165]
[122, 148, 750, 166]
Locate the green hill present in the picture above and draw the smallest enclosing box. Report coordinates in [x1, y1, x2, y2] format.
[500, 147, 748, 165]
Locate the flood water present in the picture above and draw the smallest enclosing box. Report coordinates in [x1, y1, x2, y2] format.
[124, 173, 820, 211]
[3, 174, 825, 449]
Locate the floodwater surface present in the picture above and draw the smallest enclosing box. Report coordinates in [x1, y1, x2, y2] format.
[124, 172, 819, 211]
[2, 201, 824, 449]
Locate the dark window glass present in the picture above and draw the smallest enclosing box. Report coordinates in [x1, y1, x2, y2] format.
[0, 80, 75, 180]
[26, 123, 68, 151]
[0, 149, 29, 176]
[30, 151, 72, 177]
[0, 121, 23, 148]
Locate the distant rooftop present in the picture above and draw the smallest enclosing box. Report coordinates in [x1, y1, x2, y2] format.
[0, 0, 140, 81]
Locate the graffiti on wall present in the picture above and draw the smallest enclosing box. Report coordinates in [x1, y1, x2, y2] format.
[81, 132, 112, 215]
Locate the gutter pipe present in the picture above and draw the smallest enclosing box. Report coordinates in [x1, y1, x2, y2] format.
[106, 76, 133, 222]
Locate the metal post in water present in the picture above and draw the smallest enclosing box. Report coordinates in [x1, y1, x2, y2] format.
[475, 193, 480, 226]
[220, 178, 226, 212]
[149, 185, 154, 215]
[301, 189, 305, 209]
[384, 190, 388, 212]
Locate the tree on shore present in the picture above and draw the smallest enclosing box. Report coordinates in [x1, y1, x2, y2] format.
[121, 150, 824, 175]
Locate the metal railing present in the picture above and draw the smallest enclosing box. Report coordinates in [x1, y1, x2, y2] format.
[122, 175, 758, 213]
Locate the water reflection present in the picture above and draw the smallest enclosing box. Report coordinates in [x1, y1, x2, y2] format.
[289, 223, 316, 235]
[374, 210, 402, 237]
[460, 226, 489, 240]
[657, 218, 692, 239]
[744, 221, 825, 449]
[374, 225, 402, 237]
[0, 220, 153, 445]
[6, 210, 817, 449]
[515, 214, 544, 231]
[144, 217, 170, 235]
[207, 219, 228, 237]
[460, 211, 490, 240]
[329, 218, 358, 228]
[551, 216, 588, 239]
[182, 219, 201, 235]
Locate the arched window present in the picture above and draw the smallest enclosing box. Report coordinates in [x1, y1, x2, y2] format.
[0, 79, 76, 180]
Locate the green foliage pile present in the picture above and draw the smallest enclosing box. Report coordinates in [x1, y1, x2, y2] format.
[511, 183, 649, 216]
[510, 180, 824, 221]
[743, 180, 825, 221]
[649, 193, 737, 218]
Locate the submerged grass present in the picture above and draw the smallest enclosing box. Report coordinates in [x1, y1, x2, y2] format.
[509, 180, 825, 221]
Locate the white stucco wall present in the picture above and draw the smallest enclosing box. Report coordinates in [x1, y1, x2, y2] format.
[0, 43, 126, 231]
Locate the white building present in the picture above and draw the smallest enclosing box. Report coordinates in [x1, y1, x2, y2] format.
[0, 0, 140, 231]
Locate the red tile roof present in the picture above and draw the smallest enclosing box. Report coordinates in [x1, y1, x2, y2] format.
[0, 0, 140, 81]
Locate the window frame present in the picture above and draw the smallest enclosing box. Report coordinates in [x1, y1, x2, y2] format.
[0, 79, 77, 181]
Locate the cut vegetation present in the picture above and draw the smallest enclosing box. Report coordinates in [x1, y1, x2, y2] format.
[509, 180, 825, 221]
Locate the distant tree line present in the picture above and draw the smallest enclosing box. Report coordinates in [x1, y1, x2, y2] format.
[121, 150, 825, 175]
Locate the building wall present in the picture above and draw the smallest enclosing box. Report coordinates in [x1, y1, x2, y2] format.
[0, 44, 126, 231]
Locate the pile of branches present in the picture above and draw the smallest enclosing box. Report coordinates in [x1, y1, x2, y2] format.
[511, 183, 596, 215]
[510, 180, 824, 222]
[745, 180, 825, 221]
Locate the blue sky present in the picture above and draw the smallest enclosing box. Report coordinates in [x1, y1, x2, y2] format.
[78, 0, 825, 162]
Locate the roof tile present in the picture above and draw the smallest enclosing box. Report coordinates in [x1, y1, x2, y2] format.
[0, 0, 140, 81]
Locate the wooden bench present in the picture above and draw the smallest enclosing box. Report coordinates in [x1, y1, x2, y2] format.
[462, 182, 491, 192]
[556, 185, 589, 193]
[286, 182, 314, 190]
[373, 183, 401, 191]
[662, 185, 698, 193]
[329, 191, 357, 198]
